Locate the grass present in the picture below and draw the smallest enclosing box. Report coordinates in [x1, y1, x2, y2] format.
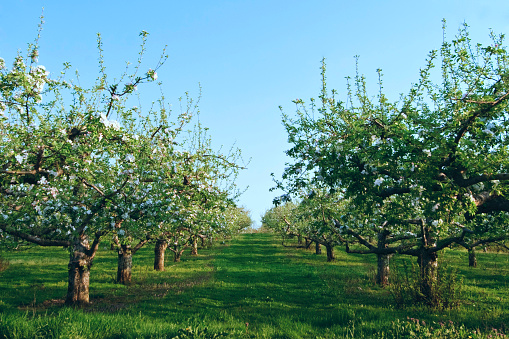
[0, 232, 507, 338]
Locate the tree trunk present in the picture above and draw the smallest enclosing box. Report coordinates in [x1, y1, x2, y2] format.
[305, 238, 312, 249]
[468, 247, 477, 268]
[154, 239, 168, 271]
[376, 231, 391, 287]
[298, 235, 303, 245]
[376, 253, 391, 287]
[315, 241, 322, 255]
[190, 236, 198, 255]
[173, 247, 184, 262]
[418, 250, 438, 303]
[65, 237, 92, 306]
[325, 244, 335, 262]
[116, 245, 133, 284]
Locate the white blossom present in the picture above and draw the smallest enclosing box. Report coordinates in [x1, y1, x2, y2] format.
[109, 120, 120, 130]
[431, 219, 443, 227]
[374, 178, 384, 186]
[15, 154, 25, 164]
[49, 187, 59, 198]
[99, 114, 120, 130]
[147, 69, 158, 81]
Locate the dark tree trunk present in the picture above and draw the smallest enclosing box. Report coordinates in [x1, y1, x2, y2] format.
[190, 237, 198, 255]
[315, 241, 322, 255]
[325, 244, 335, 262]
[174, 249, 183, 262]
[468, 247, 477, 268]
[298, 235, 303, 245]
[154, 239, 168, 271]
[376, 231, 391, 287]
[116, 245, 133, 284]
[417, 250, 438, 302]
[305, 238, 312, 249]
[66, 237, 93, 306]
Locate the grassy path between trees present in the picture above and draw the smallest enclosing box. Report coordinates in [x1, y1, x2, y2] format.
[0, 232, 508, 338]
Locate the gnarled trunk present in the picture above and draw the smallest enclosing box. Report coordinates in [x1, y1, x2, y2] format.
[315, 241, 322, 255]
[154, 239, 168, 271]
[325, 243, 335, 262]
[305, 238, 312, 249]
[376, 254, 391, 287]
[116, 245, 133, 284]
[66, 237, 93, 306]
[190, 236, 198, 255]
[418, 250, 438, 302]
[173, 248, 183, 262]
[468, 247, 477, 268]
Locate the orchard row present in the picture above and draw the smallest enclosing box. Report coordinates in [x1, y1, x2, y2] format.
[0, 26, 251, 306]
[265, 22, 509, 307]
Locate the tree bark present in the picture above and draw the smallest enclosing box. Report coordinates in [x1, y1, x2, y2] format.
[173, 248, 183, 262]
[305, 238, 312, 249]
[325, 243, 335, 262]
[376, 231, 391, 287]
[154, 239, 168, 271]
[65, 236, 93, 306]
[298, 235, 303, 245]
[376, 253, 391, 287]
[468, 247, 477, 268]
[315, 241, 322, 255]
[417, 250, 438, 302]
[190, 236, 198, 255]
[116, 245, 133, 284]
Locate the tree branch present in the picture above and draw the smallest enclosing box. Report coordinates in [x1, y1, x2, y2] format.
[0, 223, 70, 247]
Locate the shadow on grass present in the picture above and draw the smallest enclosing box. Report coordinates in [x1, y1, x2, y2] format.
[0, 233, 507, 337]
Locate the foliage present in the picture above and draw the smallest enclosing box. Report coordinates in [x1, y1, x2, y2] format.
[0, 19, 245, 303]
[274, 21, 509, 292]
[385, 318, 506, 339]
[390, 256, 464, 309]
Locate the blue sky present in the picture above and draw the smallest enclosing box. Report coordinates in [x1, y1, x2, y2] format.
[1, 1, 509, 226]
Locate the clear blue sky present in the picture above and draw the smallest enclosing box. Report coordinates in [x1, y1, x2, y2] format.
[1, 1, 508, 226]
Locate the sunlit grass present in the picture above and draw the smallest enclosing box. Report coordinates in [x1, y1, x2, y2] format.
[0, 233, 507, 338]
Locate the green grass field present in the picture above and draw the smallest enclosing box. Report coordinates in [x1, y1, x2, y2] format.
[0, 232, 507, 338]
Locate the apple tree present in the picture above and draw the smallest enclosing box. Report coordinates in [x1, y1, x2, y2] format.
[277, 23, 509, 301]
[0, 27, 196, 304]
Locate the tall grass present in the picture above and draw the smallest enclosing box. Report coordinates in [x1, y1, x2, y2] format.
[0, 233, 507, 338]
